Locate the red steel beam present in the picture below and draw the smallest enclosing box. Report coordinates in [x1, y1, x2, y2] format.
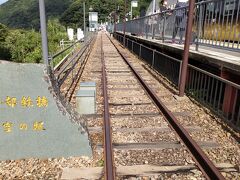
[123, 0, 127, 47]
[179, 0, 196, 97]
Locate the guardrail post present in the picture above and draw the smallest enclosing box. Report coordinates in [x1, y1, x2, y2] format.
[163, 14, 166, 43]
[237, 107, 240, 126]
[178, 61, 183, 88]
[196, 4, 203, 51]
[139, 44, 142, 59]
[83, 1, 86, 40]
[146, 18, 149, 39]
[152, 50, 155, 68]
[132, 41, 134, 52]
[221, 70, 239, 120]
[49, 56, 53, 69]
[152, 23, 154, 39]
[114, 0, 116, 33]
[72, 55, 74, 82]
[123, 0, 127, 48]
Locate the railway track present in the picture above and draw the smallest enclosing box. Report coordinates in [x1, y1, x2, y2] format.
[60, 32, 239, 180]
[99, 32, 226, 180]
[53, 35, 96, 101]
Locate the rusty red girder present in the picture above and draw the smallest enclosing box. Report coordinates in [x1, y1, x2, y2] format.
[179, 0, 196, 97]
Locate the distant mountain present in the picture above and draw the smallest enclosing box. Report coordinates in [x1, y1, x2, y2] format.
[0, 0, 8, 5]
[0, 0, 153, 29]
[0, 0, 73, 29]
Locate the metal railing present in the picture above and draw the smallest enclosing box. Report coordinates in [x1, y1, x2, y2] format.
[116, 0, 240, 51]
[114, 33, 240, 129]
[60, 40, 76, 49]
[50, 32, 95, 68]
[115, 33, 181, 86]
[50, 40, 79, 68]
[186, 65, 240, 127]
[52, 33, 95, 89]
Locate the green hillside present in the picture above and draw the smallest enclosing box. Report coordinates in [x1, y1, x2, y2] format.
[0, 0, 73, 29]
[0, 0, 152, 29]
[0, 0, 153, 63]
[60, 0, 152, 28]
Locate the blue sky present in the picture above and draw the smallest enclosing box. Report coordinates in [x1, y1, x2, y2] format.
[0, 0, 8, 5]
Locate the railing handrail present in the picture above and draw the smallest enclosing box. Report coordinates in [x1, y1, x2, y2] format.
[124, 33, 182, 63]
[117, 0, 229, 24]
[116, 0, 240, 51]
[56, 37, 93, 77]
[57, 36, 95, 87]
[188, 63, 240, 90]
[117, 32, 240, 90]
[114, 33, 240, 129]
[51, 40, 80, 60]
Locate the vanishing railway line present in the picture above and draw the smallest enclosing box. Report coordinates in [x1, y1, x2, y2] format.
[100, 33, 224, 179]
[56, 32, 239, 179]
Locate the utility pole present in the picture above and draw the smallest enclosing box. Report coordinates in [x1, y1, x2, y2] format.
[131, 1, 133, 20]
[152, 0, 156, 14]
[124, 0, 127, 46]
[39, 0, 49, 71]
[114, 0, 117, 33]
[83, 1, 86, 39]
[179, 0, 196, 97]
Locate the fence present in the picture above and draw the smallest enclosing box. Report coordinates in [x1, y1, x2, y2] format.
[51, 33, 95, 89]
[116, 0, 240, 51]
[186, 64, 240, 127]
[50, 40, 79, 68]
[50, 32, 95, 68]
[114, 32, 240, 129]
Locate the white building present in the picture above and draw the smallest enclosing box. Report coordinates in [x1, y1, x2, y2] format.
[89, 12, 98, 31]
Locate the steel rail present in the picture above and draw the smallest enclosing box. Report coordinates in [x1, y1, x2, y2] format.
[67, 37, 96, 102]
[101, 34, 115, 180]
[107, 34, 225, 180]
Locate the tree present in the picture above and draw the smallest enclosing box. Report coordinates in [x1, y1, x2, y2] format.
[60, 0, 85, 29]
[2, 19, 67, 63]
[0, 23, 11, 60]
[0, 23, 8, 42]
[59, 0, 127, 27]
[47, 19, 68, 55]
[5, 29, 41, 63]
[0, 0, 73, 29]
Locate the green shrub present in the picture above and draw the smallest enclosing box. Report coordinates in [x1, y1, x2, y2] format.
[0, 19, 67, 63]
